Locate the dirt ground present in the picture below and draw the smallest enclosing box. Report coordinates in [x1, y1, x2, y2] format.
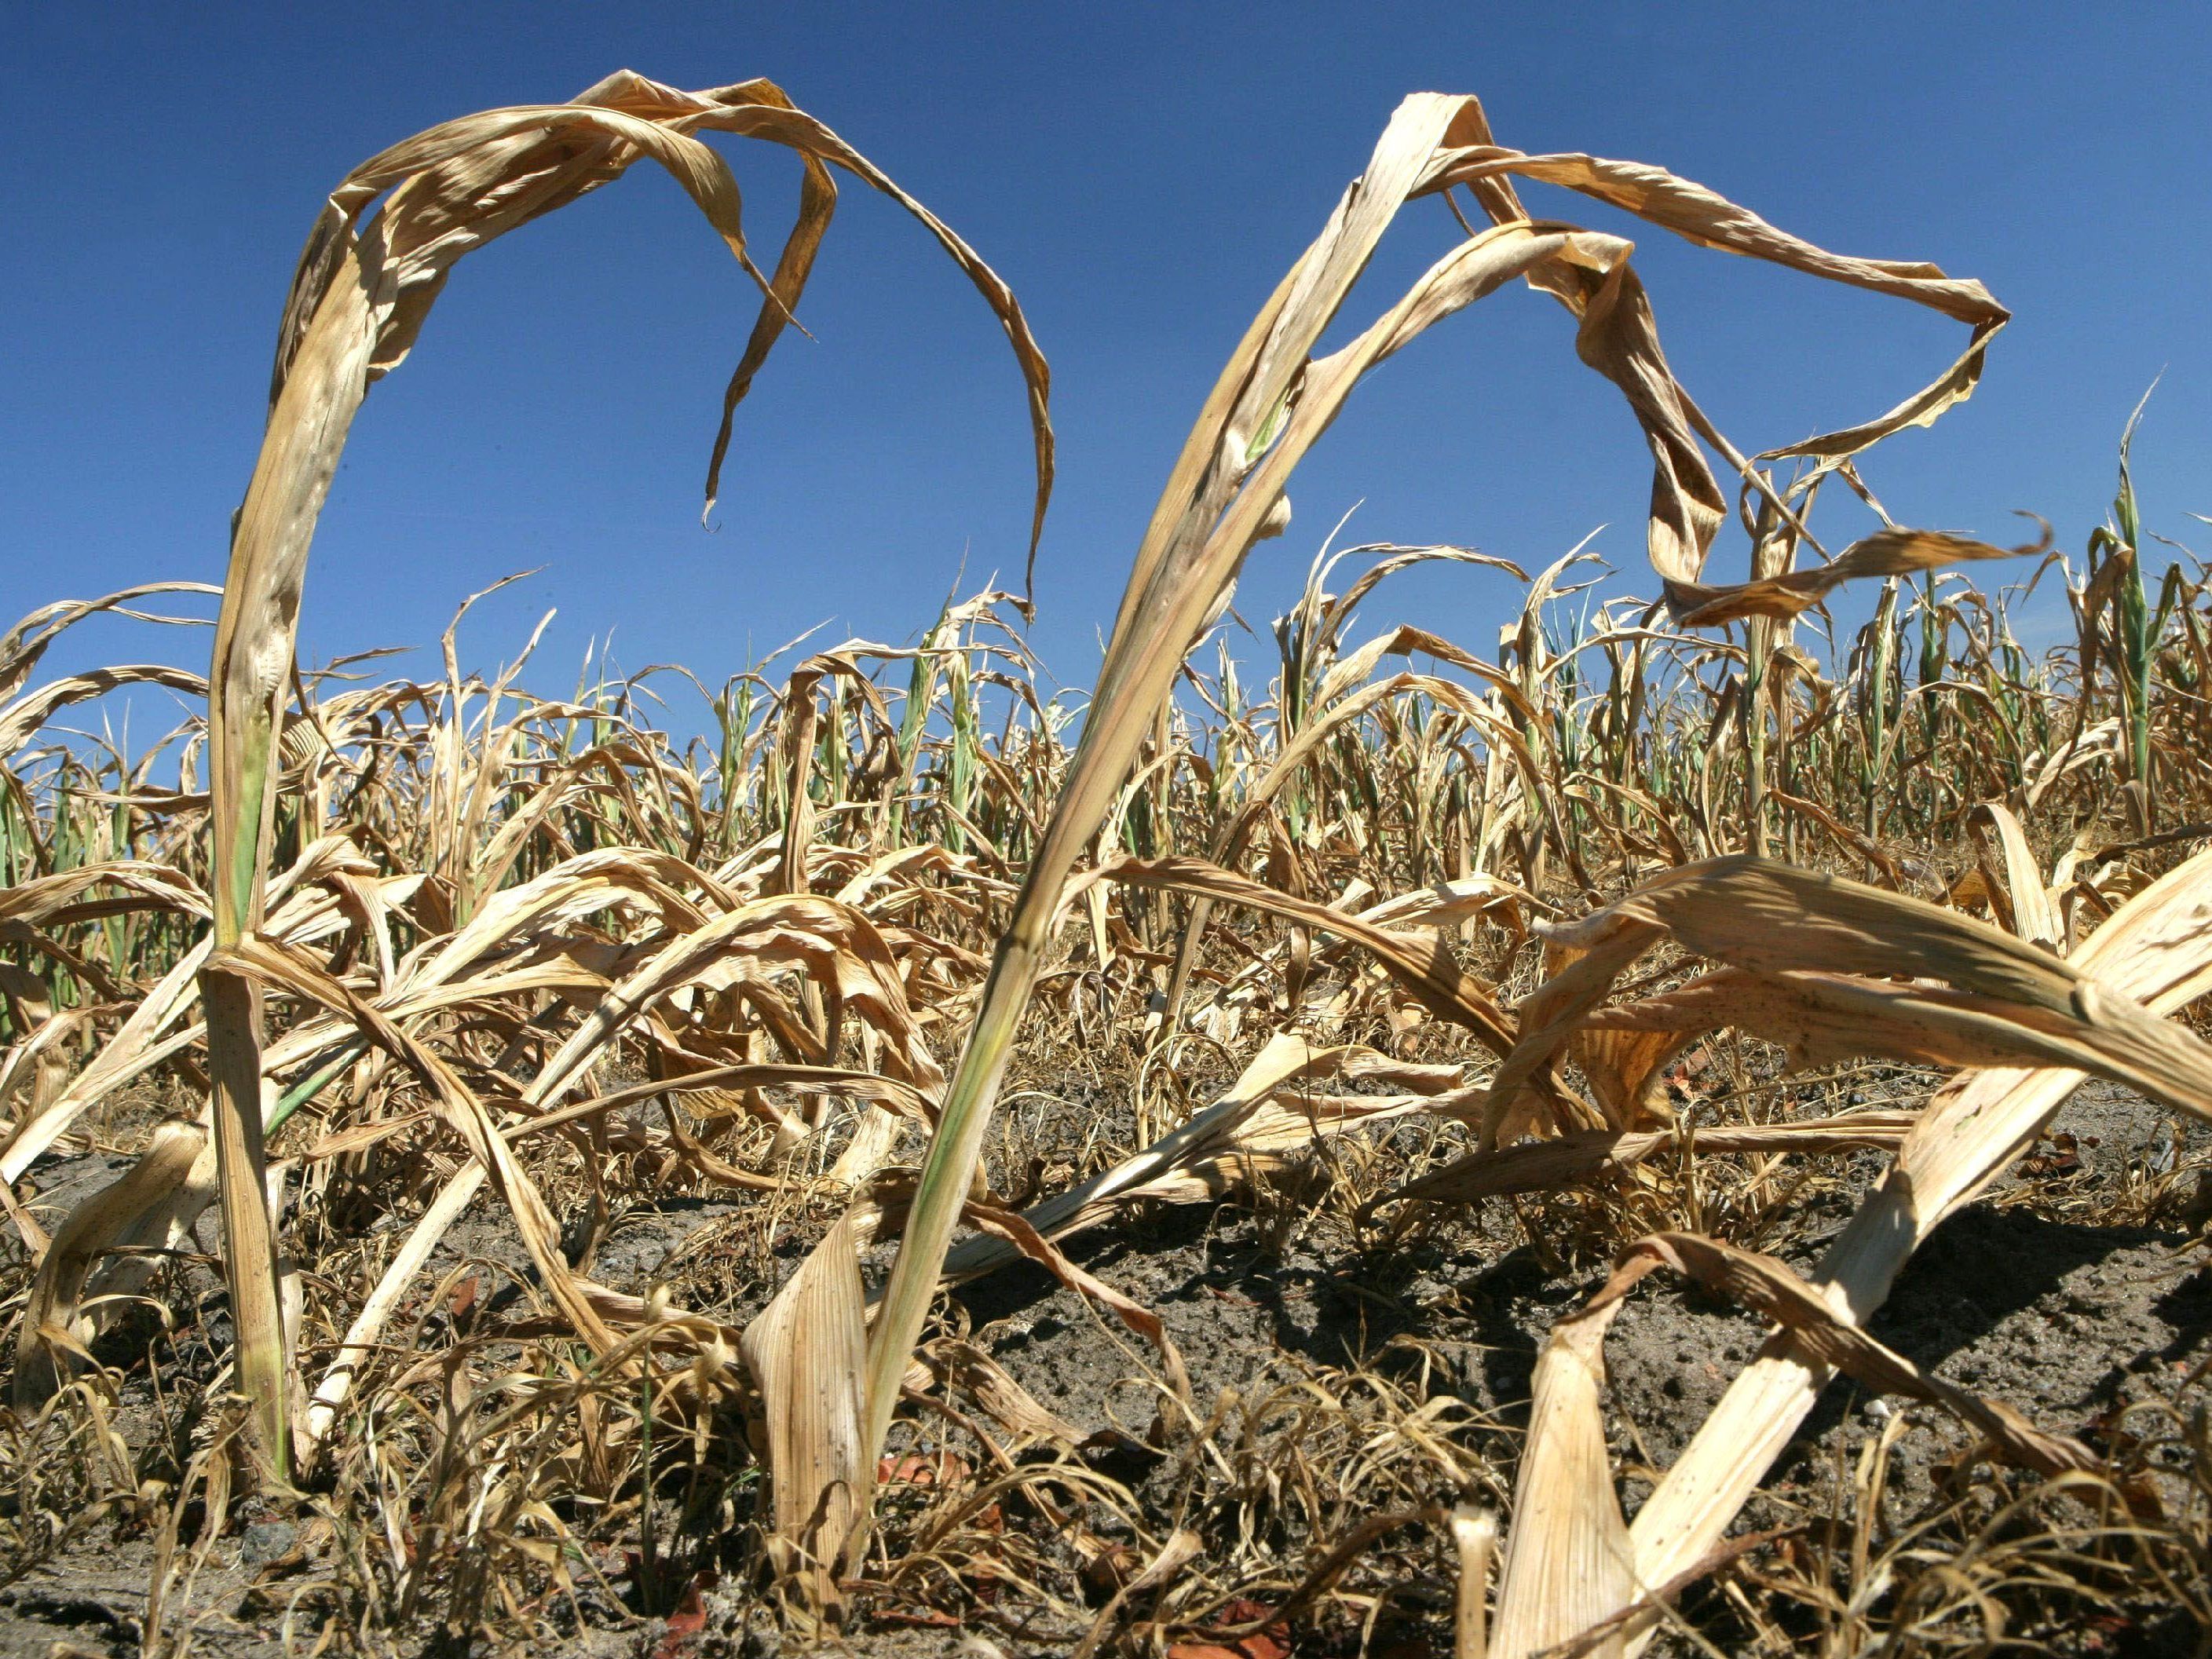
[4, 1079, 2206, 1658]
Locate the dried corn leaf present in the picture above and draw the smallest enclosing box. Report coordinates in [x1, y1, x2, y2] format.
[1102, 856, 1519, 1058]
[0, 667, 208, 760]
[1611, 847, 2212, 1646]
[0, 582, 218, 705]
[1373, 1109, 1914, 1211]
[919, 1338, 1084, 1447]
[13, 1120, 207, 1405]
[224, 935, 617, 1354]
[741, 1205, 873, 1619]
[939, 1032, 1445, 1283]
[1592, 1232, 2097, 1476]
[1968, 798, 2064, 948]
[1673, 524, 2049, 627]
[1489, 1295, 1634, 1659]
[1492, 1221, 2100, 1659]
[1407, 853, 2212, 1210]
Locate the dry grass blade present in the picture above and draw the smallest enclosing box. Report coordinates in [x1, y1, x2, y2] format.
[1070, 1527, 1202, 1659]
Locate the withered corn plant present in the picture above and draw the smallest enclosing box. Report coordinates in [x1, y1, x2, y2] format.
[196, 71, 1051, 1476]
[763, 86, 2046, 1610]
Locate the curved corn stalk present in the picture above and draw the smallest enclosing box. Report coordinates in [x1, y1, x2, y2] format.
[755, 88, 2027, 1606]
[199, 70, 1051, 1474]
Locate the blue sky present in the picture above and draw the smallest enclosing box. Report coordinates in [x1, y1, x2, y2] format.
[6, 2, 2208, 736]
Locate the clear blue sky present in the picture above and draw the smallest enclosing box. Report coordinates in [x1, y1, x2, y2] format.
[6, 2, 2208, 732]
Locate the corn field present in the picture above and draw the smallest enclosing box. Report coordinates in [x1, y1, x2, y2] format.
[4, 71, 2210, 1659]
